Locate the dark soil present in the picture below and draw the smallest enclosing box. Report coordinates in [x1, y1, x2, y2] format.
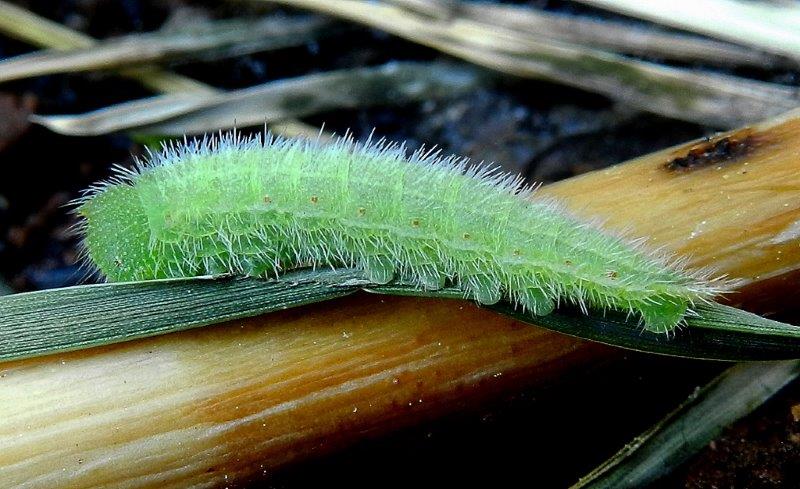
[1, 1, 798, 487]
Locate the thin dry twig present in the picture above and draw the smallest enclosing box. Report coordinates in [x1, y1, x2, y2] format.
[0, 0, 214, 94]
[0, 15, 335, 83]
[457, 2, 791, 69]
[572, 0, 800, 61]
[30, 62, 487, 136]
[260, 0, 799, 127]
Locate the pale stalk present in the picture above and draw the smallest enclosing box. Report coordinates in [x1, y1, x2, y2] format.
[572, 0, 800, 61]
[0, 1, 321, 138]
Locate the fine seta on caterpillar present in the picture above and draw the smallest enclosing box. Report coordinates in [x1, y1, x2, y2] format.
[75, 130, 729, 334]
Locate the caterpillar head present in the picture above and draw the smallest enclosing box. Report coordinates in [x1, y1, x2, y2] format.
[77, 182, 158, 282]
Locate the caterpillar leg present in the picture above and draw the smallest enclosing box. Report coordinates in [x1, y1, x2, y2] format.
[363, 255, 396, 284]
[402, 247, 447, 290]
[241, 255, 279, 278]
[203, 254, 233, 276]
[417, 266, 447, 290]
[517, 287, 555, 316]
[637, 298, 688, 334]
[465, 273, 502, 305]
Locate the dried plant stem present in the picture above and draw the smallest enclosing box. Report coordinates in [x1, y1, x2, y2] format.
[30, 62, 484, 136]
[573, 0, 800, 62]
[0, 1, 213, 94]
[0, 1, 322, 138]
[0, 16, 333, 83]
[260, 0, 799, 127]
[456, 2, 790, 69]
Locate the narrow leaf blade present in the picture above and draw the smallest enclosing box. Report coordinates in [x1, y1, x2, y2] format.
[1, 271, 798, 364]
[0, 270, 361, 362]
[571, 360, 800, 488]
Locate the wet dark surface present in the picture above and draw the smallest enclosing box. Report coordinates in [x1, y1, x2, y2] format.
[1, 1, 798, 487]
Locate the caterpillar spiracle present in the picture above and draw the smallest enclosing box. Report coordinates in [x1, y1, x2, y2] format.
[76, 132, 726, 333]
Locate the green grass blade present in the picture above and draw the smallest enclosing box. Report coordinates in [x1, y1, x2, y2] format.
[497, 301, 800, 361]
[1, 270, 798, 363]
[0, 270, 361, 362]
[571, 360, 800, 488]
[368, 286, 800, 361]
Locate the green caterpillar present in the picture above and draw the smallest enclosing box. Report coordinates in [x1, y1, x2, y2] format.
[76, 132, 725, 333]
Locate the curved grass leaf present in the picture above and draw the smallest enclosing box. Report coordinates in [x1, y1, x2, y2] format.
[571, 360, 800, 488]
[372, 285, 800, 361]
[260, 0, 800, 127]
[492, 302, 800, 361]
[1, 269, 799, 363]
[0, 16, 334, 83]
[0, 270, 362, 362]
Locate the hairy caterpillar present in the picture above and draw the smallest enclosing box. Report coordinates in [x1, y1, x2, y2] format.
[76, 132, 725, 333]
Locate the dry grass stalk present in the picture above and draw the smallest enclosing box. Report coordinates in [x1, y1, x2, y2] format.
[0, 1, 322, 139]
[572, 0, 800, 61]
[0, 1, 214, 94]
[456, 2, 791, 69]
[30, 62, 484, 136]
[262, 0, 800, 127]
[0, 16, 333, 83]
